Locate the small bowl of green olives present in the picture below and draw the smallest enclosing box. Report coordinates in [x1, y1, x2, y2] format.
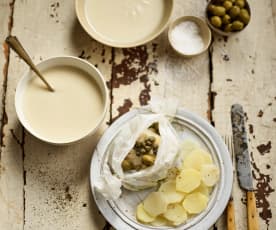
[206, 0, 251, 36]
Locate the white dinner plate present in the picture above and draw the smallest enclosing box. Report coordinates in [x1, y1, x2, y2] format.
[90, 108, 233, 229]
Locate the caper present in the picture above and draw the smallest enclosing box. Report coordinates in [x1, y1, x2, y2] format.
[210, 16, 222, 28]
[232, 20, 244, 30]
[212, 6, 226, 16]
[239, 8, 250, 24]
[223, 1, 233, 10]
[145, 146, 152, 152]
[235, 0, 245, 8]
[142, 154, 156, 166]
[145, 140, 152, 147]
[122, 160, 133, 171]
[140, 148, 146, 154]
[229, 6, 240, 18]
[224, 23, 232, 32]
[222, 14, 231, 24]
[208, 4, 216, 13]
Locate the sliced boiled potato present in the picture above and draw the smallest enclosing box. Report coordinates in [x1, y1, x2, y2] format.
[182, 148, 213, 170]
[176, 169, 201, 193]
[159, 181, 185, 203]
[143, 192, 168, 217]
[201, 164, 220, 187]
[193, 183, 210, 196]
[163, 203, 188, 225]
[182, 192, 209, 214]
[179, 140, 200, 157]
[182, 151, 205, 170]
[150, 216, 169, 226]
[201, 151, 213, 164]
[166, 167, 180, 180]
[136, 203, 155, 223]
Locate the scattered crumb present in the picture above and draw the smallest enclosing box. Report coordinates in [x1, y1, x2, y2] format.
[257, 110, 264, 117]
[249, 124, 254, 134]
[226, 78, 232, 82]
[223, 54, 230, 61]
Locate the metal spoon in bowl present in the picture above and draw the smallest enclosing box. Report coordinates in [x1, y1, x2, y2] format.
[5, 35, 54, 92]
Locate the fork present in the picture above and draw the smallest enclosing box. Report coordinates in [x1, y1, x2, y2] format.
[224, 136, 236, 230]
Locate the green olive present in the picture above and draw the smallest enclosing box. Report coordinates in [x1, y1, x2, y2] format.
[235, 0, 245, 8]
[210, 16, 222, 28]
[232, 20, 244, 30]
[208, 4, 216, 13]
[142, 154, 156, 166]
[239, 8, 250, 24]
[229, 6, 241, 18]
[212, 6, 226, 16]
[222, 14, 231, 24]
[122, 160, 133, 171]
[224, 23, 232, 32]
[223, 1, 233, 10]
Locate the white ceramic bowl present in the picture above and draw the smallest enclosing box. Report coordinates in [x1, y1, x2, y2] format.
[75, 0, 174, 48]
[15, 56, 108, 145]
[168, 16, 212, 57]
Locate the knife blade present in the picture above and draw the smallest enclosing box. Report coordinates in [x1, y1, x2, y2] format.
[231, 104, 259, 230]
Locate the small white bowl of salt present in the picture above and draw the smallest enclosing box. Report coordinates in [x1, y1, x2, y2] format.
[168, 16, 211, 57]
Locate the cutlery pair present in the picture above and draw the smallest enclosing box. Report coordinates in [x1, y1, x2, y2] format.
[225, 104, 259, 230]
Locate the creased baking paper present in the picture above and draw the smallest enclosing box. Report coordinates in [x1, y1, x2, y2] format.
[95, 107, 180, 200]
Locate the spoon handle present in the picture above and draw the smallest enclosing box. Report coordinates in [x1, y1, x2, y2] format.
[5, 35, 54, 92]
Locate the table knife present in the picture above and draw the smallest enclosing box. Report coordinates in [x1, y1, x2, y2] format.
[231, 104, 259, 230]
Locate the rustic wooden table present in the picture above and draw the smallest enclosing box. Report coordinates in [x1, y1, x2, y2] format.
[0, 0, 275, 229]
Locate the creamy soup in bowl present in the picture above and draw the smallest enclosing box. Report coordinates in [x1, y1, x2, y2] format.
[15, 56, 108, 145]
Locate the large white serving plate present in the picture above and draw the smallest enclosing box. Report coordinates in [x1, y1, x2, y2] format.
[90, 108, 233, 229]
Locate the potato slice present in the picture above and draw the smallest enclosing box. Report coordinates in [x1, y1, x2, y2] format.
[166, 167, 180, 180]
[150, 216, 168, 226]
[136, 203, 155, 223]
[176, 169, 201, 193]
[163, 203, 188, 225]
[201, 151, 213, 164]
[179, 140, 200, 156]
[143, 192, 168, 217]
[159, 181, 185, 204]
[182, 148, 212, 170]
[182, 192, 208, 214]
[193, 183, 210, 196]
[182, 151, 205, 170]
[201, 164, 220, 187]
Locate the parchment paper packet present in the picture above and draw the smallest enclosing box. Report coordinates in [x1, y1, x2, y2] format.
[95, 98, 180, 200]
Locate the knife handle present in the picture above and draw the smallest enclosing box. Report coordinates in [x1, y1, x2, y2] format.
[247, 191, 259, 230]
[227, 197, 236, 230]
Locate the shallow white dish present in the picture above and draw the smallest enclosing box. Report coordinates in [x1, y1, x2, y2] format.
[15, 56, 108, 145]
[90, 108, 233, 229]
[75, 0, 173, 48]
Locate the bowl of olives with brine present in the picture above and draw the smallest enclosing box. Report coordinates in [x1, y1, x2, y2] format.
[206, 0, 251, 36]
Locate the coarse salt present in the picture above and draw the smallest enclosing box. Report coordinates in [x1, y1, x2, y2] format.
[171, 21, 204, 55]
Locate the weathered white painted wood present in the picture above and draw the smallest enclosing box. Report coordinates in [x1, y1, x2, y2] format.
[110, 0, 210, 124]
[0, 0, 275, 229]
[212, 0, 276, 229]
[0, 1, 25, 230]
[1, 0, 112, 229]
